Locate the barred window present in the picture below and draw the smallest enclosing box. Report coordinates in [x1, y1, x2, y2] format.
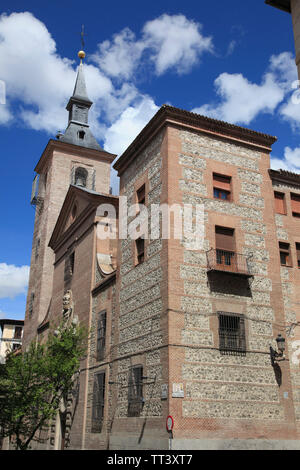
[218, 312, 246, 355]
[96, 311, 106, 362]
[91, 372, 105, 433]
[128, 365, 143, 417]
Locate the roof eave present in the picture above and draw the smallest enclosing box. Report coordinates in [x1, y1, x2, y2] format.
[265, 0, 291, 13]
[114, 105, 277, 176]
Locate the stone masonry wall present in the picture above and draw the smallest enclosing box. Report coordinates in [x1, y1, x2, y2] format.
[168, 128, 296, 439]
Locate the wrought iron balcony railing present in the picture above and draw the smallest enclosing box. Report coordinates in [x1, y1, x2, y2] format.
[206, 249, 252, 277]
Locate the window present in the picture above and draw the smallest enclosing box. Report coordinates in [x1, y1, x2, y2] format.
[96, 311, 106, 362]
[128, 366, 144, 417]
[213, 173, 231, 201]
[215, 226, 235, 268]
[137, 184, 145, 206]
[78, 130, 85, 140]
[218, 312, 246, 355]
[136, 238, 145, 264]
[291, 193, 300, 217]
[274, 192, 286, 215]
[296, 243, 300, 268]
[279, 242, 291, 266]
[91, 372, 105, 433]
[74, 167, 88, 188]
[14, 326, 22, 340]
[35, 238, 40, 261]
[28, 292, 35, 318]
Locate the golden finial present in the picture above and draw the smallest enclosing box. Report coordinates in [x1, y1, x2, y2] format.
[78, 50, 86, 63]
[78, 25, 86, 63]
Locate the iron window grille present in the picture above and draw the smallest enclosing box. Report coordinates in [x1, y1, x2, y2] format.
[96, 311, 106, 362]
[218, 312, 246, 355]
[91, 372, 105, 433]
[128, 365, 144, 417]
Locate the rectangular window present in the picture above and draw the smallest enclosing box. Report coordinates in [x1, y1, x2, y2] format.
[96, 311, 106, 362]
[213, 173, 231, 201]
[274, 192, 286, 215]
[279, 242, 291, 266]
[128, 365, 143, 417]
[28, 292, 34, 318]
[215, 226, 236, 268]
[291, 193, 300, 217]
[14, 326, 23, 340]
[136, 238, 145, 264]
[218, 312, 246, 355]
[137, 184, 145, 206]
[296, 243, 300, 268]
[91, 372, 105, 433]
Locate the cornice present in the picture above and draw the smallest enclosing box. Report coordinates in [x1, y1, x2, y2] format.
[35, 139, 116, 174]
[114, 105, 277, 176]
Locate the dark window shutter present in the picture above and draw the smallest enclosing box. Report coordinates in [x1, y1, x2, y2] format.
[274, 192, 286, 214]
[215, 226, 235, 251]
[296, 243, 300, 267]
[291, 193, 300, 215]
[213, 173, 231, 191]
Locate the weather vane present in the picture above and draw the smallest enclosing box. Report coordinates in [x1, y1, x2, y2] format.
[78, 24, 86, 63]
[80, 24, 85, 49]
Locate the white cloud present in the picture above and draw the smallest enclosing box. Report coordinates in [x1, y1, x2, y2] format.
[93, 14, 213, 80]
[142, 14, 213, 75]
[269, 52, 298, 91]
[0, 263, 30, 299]
[91, 28, 144, 80]
[103, 97, 159, 156]
[192, 51, 298, 127]
[0, 12, 114, 134]
[271, 146, 300, 172]
[226, 40, 237, 56]
[0, 11, 215, 158]
[0, 102, 12, 124]
[193, 71, 284, 125]
[279, 95, 300, 131]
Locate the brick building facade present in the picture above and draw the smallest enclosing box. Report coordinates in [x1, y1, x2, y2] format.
[22, 19, 300, 448]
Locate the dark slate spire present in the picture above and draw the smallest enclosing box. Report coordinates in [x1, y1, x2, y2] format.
[58, 51, 102, 151]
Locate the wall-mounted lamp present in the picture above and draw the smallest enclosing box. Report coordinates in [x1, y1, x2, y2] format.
[270, 334, 286, 366]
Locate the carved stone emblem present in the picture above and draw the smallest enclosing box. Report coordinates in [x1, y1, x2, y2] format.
[62, 290, 78, 326]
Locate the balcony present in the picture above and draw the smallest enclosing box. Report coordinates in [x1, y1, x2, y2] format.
[206, 249, 252, 278]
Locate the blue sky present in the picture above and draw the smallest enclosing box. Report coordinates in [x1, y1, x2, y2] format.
[0, 0, 298, 320]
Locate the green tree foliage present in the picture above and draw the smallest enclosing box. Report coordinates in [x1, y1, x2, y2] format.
[0, 321, 88, 450]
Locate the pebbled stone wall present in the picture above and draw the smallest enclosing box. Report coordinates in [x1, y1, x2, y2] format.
[175, 128, 289, 433]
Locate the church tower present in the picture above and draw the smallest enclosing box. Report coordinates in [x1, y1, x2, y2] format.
[23, 50, 116, 346]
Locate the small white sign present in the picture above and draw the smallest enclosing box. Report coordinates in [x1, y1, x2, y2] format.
[161, 384, 168, 399]
[172, 383, 184, 398]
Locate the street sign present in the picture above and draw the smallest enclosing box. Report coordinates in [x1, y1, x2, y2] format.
[166, 415, 174, 431]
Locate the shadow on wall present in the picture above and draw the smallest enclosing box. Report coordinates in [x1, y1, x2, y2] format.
[207, 271, 253, 298]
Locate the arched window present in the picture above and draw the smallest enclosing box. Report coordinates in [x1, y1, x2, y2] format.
[74, 167, 88, 188]
[78, 130, 85, 140]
